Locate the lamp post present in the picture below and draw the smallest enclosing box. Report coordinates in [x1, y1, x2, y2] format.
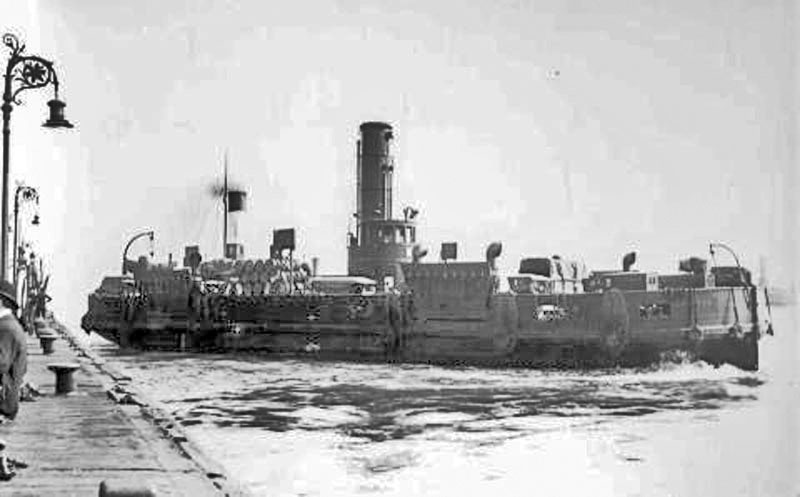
[122, 230, 154, 275]
[13, 184, 38, 292]
[709, 241, 750, 287]
[2, 32, 73, 284]
[709, 242, 742, 270]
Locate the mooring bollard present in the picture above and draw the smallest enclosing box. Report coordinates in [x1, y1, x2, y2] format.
[39, 334, 58, 355]
[46, 363, 80, 395]
[33, 317, 47, 333]
[98, 479, 157, 497]
[36, 323, 55, 338]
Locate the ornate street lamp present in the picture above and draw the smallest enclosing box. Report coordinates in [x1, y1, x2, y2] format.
[13, 184, 38, 291]
[2, 32, 74, 283]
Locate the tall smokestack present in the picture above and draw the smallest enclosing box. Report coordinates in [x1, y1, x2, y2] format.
[349, 121, 416, 282]
[357, 122, 394, 222]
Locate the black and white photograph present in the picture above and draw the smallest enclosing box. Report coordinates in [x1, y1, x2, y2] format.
[0, 1, 797, 495]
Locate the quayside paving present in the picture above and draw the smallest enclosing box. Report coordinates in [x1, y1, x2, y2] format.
[0, 319, 250, 497]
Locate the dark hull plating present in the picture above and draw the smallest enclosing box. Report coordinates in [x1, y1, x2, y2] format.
[82, 286, 761, 371]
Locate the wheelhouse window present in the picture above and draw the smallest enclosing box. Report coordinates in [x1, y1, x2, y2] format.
[377, 226, 394, 244]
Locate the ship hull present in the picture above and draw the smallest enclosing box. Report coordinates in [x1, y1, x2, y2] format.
[85, 321, 759, 371]
[82, 286, 761, 371]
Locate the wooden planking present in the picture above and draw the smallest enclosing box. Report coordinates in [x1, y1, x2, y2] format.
[0, 334, 228, 497]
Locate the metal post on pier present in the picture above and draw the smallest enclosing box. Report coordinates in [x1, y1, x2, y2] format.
[2, 33, 74, 285]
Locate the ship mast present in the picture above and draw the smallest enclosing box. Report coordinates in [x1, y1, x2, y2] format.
[223, 149, 228, 259]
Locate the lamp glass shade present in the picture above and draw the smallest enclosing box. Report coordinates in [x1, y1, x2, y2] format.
[43, 98, 74, 129]
[227, 190, 247, 212]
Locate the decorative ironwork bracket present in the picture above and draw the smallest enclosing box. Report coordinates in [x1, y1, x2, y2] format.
[3, 33, 60, 106]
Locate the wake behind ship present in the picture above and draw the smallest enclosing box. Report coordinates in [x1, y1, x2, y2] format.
[81, 122, 770, 371]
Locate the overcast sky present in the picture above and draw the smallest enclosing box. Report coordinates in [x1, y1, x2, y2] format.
[2, 0, 797, 327]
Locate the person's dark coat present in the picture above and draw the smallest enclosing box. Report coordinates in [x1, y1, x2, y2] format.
[0, 311, 28, 420]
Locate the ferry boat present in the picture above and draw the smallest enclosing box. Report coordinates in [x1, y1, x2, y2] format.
[81, 122, 767, 370]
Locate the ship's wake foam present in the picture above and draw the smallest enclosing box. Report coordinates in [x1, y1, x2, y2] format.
[103, 351, 765, 443]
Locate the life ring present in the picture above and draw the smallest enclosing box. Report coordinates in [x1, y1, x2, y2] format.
[599, 288, 630, 362]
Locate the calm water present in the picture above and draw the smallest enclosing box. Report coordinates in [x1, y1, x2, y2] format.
[90, 308, 798, 497]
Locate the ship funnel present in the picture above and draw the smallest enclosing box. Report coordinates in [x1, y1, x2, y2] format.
[486, 242, 503, 270]
[622, 251, 637, 272]
[348, 122, 418, 282]
[357, 122, 394, 221]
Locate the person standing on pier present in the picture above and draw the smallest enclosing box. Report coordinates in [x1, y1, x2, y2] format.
[0, 281, 27, 421]
[0, 281, 28, 480]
